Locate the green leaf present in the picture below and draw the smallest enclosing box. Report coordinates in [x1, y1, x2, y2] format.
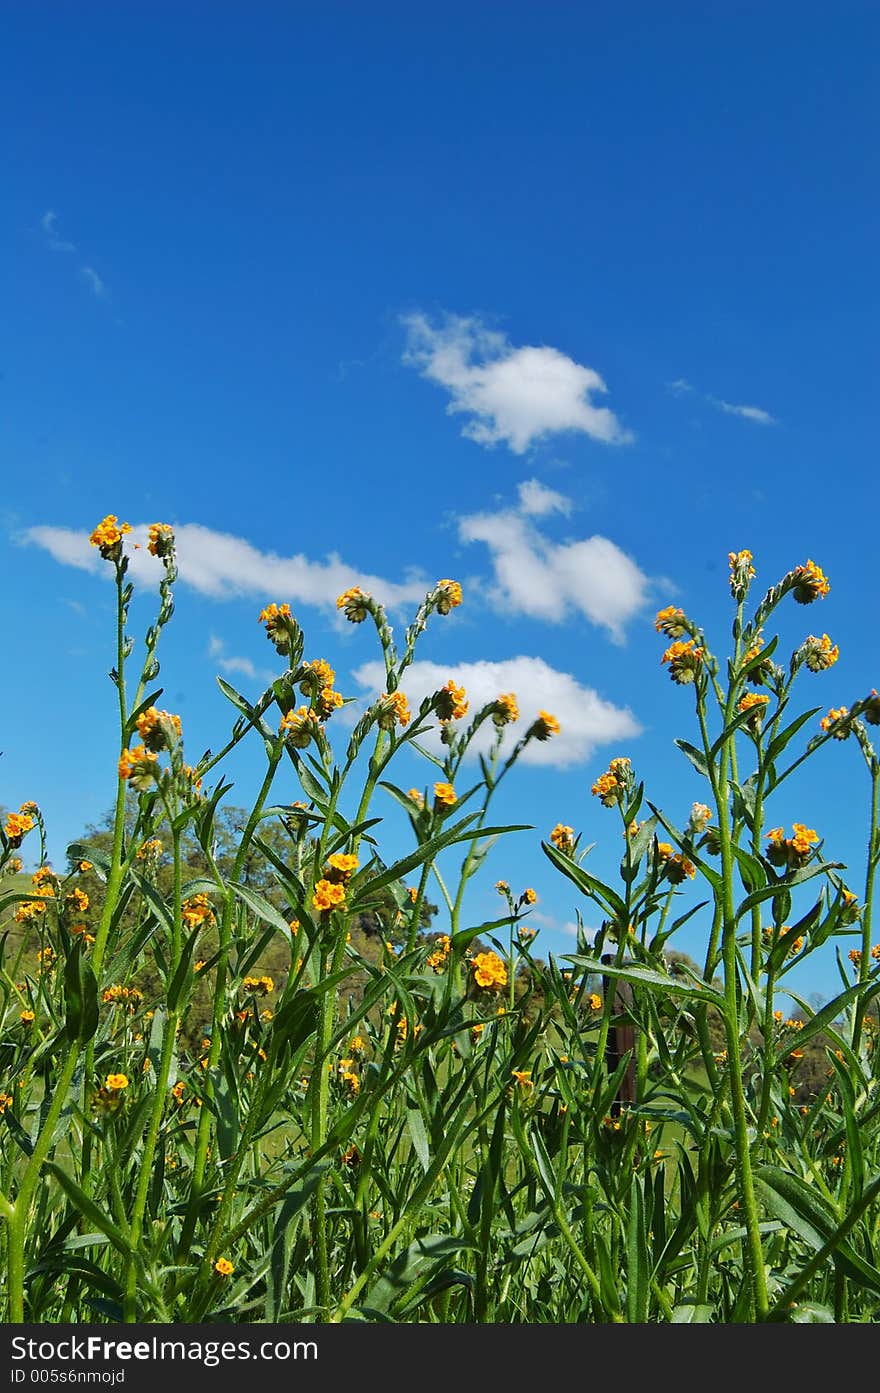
[64, 941, 99, 1044]
[231, 881, 294, 938]
[361, 1235, 476, 1317]
[43, 1164, 134, 1258]
[542, 841, 628, 921]
[405, 1098, 430, 1174]
[754, 1165, 880, 1294]
[674, 740, 710, 778]
[766, 708, 822, 764]
[564, 956, 724, 1007]
[625, 1175, 649, 1323]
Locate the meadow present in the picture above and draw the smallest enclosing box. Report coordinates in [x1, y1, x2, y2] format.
[1, 517, 878, 1324]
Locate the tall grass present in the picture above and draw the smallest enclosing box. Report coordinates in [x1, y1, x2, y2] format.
[1, 524, 878, 1323]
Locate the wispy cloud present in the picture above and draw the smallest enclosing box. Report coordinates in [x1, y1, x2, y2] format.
[39, 210, 109, 298]
[458, 485, 650, 643]
[22, 521, 429, 614]
[40, 210, 75, 253]
[516, 478, 571, 517]
[402, 312, 633, 453]
[667, 378, 777, 425]
[80, 266, 106, 298]
[207, 636, 275, 684]
[352, 655, 641, 770]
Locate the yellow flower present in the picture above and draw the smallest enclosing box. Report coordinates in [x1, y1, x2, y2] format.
[521, 888, 537, 905]
[435, 579, 462, 614]
[820, 707, 851, 738]
[136, 707, 182, 752]
[378, 691, 411, 730]
[492, 692, 519, 726]
[348, 1035, 366, 1056]
[511, 1070, 533, 1091]
[312, 878, 346, 913]
[147, 523, 175, 558]
[435, 679, 469, 722]
[0, 1092, 14, 1114]
[728, 549, 756, 599]
[471, 951, 508, 991]
[19, 1009, 35, 1026]
[408, 788, 425, 808]
[661, 639, 704, 685]
[791, 559, 830, 604]
[803, 634, 839, 672]
[280, 705, 320, 748]
[4, 811, 35, 845]
[766, 823, 820, 869]
[588, 993, 602, 1011]
[89, 514, 131, 560]
[214, 1257, 235, 1277]
[530, 711, 560, 740]
[336, 586, 371, 622]
[181, 893, 216, 928]
[258, 602, 294, 653]
[495, 880, 510, 894]
[242, 975, 274, 996]
[591, 756, 631, 808]
[654, 605, 690, 638]
[105, 1073, 129, 1092]
[136, 838, 164, 862]
[433, 781, 457, 808]
[738, 692, 770, 727]
[550, 823, 574, 853]
[655, 842, 696, 883]
[341, 1070, 360, 1096]
[66, 887, 89, 913]
[15, 900, 47, 923]
[325, 852, 359, 883]
[118, 745, 159, 790]
[300, 657, 336, 692]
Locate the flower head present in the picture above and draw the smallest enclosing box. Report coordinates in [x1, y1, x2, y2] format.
[661, 639, 704, 685]
[325, 852, 359, 884]
[147, 523, 175, 558]
[511, 1070, 533, 1091]
[550, 823, 575, 854]
[530, 710, 561, 741]
[766, 823, 820, 869]
[181, 893, 216, 929]
[435, 679, 468, 722]
[471, 950, 508, 991]
[820, 707, 851, 739]
[4, 811, 35, 846]
[492, 692, 519, 727]
[689, 803, 713, 835]
[214, 1257, 235, 1277]
[89, 515, 131, 561]
[336, 586, 371, 623]
[591, 756, 631, 808]
[378, 690, 410, 730]
[654, 606, 690, 639]
[791, 559, 830, 604]
[433, 781, 457, 810]
[136, 706, 182, 753]
[312, 878, 346, 913]
[280, 705, 320, 749]
[105, 1073, 129, 1092]
[802, 634, 839, 673]
[655, 842, 696, 884]
[728, 549, 756, 600]
[118, 745, 159, 791]
[434, 579, 462, 615]
[738, 692, 770, 728]
[258, 602, 296, 654]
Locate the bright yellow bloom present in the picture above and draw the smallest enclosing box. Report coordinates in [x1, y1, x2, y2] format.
[821, 707, 851, 737]
[280, 705, 320, 748]
[433, 781, 457, 808]
[300, 657, 335, 691]
[136, 707, 182, 751]
[531, 710, 560, 740]
[105, 1074, 129, 1092]
[728, 549, 756, 599]
[471, 951, 508, 991]
[118, 745, 158, 789]
[588, 993, 602, 1011]
[521, 887, 537, 905]
[493, 692, 519, 726]
[656, 842, 696, 883]
[341, 1070, 360, 1096]
[791, 559, 830, 603]
[436, 679, 468, 722]
[379, 690, 411, 729]
[435, 579, 462, 614]
[591, 757, 631, 808]
[66, 886, 89, 913]
[550, 823, 574, 853]
[214, 1257, 235, 1277]
[312, 878, 346, 913]
[336, 586, 370, 622]
[495, 880, 510, 894]
[802, 633, 839, 672]
[19, 1009, 35, 1025]
[766, 824, 820, 869]
[326, 852, 359, 883]
[89, 515, 131, 559]
[4, 811, 35, 845]
[136, 838, 163, 862]
[661, 639, 704, 684]
[15, 900, 46, 923]
[242, 975, 274, 996]
[181, 893, 216, 928]
[654, 605, 690, 638]
[147, 522, 175, 557]
[511, 1070, 533, 1090]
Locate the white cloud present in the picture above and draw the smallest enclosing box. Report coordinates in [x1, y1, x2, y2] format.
[402, 312, 632, 453]
[40, 210, 75, 253]
[351, 655, 641, 770]
[712, 398, 776, 425]
[458, 500, 650, 643]
[80, 266, 106, 297]
[667, 378, 776, 425]
[21, 521, 429, 614]
[516, 478, 571, 517]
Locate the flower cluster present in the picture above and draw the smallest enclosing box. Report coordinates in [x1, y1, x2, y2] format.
[435, 679, 468, 722]
[118, 745, 159, 791]
[89, 515, 131, 560]
[434, 579, 463, 614]
[529, 711, 560, 741]
[102, 985, 143, 1009]
[656, 842, 696, 883]
[654, 606, 690, 639]
[791, 559, 830, 604]
[661, 639, 704, 685]
[426, 934, 451, 973]
[378, 690, 411, 730]
[258, 602, 296, 655]
[492, 692, 519, 727]
[280, 705, 321, 748]
[242, 975, 274, 996]
[765, 823, 820, 869]
[147, 523, 175, 558]
[820, 707, 851, 739]
[136, 707, 182, 753]
[802, 634, 839, 673]
[4, 809, 35, 846]
[471, 950, 508, 991]
[312, 878, 346, 913]
[433, 781, 457, 809]
[738, 691, 770, 728]
[728, 549, 756, 600]
[336, 586, 371, 623]
[550, 823, 575, 854]
[181, 893, 216, 928]
[591, 756, 632, 808]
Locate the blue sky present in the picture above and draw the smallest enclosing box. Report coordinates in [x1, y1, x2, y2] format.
[3, 2, 878, 1004]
